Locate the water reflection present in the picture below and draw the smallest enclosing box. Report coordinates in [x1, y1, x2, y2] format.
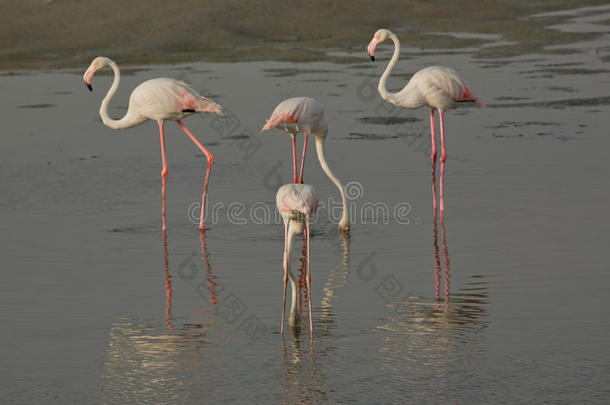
[98, 318, 216, 404]
[290, 233, 351, 337]
[376, 274, 489, 387]
[201, 232, 218, 302]
[432, 156, 451, 306]
[197, 229, 221, 308]
[162, 229, 174, 334]
[280, 336, 327, 404]
[319, 234, 351, 335]
[278, 233, 350, 402]
[161, 229, 218, 334]
[433, 207, 451, 306]
[99, 230, 220, 403]
[376, 177, 489, 380]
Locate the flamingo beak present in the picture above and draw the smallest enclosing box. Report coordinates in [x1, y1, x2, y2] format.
[83, 66, 95, 92]
[367, 37, 379, 62]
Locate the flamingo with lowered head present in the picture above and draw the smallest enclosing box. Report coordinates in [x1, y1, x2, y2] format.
[83, 56, 222, 231]
[367, 29, 485, 213]
[263, 97, 350, 235]
[276, 183, 319, 336]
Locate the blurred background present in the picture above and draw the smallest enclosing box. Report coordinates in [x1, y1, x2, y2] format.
[1, 0, 609, 69]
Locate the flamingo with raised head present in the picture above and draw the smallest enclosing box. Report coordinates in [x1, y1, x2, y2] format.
[367, 29, 485, 213]
[263, 97, 350, 235]
[276, 183, 319, 335]
[83, 56, 223, 231]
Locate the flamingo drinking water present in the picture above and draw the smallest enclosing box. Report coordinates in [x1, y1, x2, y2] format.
[367, 29, 485, 213]
[263, 97, 350, 235]
[83, 56, 223, 231]
[276, 183, 319, 335]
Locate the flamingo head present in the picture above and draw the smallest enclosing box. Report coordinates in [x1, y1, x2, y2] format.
[83, 56, 111, 91]
[367, 29, 391, 61]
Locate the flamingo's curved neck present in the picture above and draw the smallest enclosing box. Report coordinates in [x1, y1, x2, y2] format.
[378, 32, 401, 103]
[315, 137, 349, 230]
[284, 223, 300, 331]
[99, 60, 142, 130]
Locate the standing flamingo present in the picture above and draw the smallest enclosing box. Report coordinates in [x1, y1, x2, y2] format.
[367, 29, 485, 213]
[83, 56, 222, 231]
[277, 183, 319, 336]
[263, 97, 350, 235]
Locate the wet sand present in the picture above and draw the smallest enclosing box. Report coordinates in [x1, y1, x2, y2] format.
[1, 0, 609, 70]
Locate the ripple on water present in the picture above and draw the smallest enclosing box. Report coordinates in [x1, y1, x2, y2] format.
[376, 275, 489, 362]
[99, 318, 219, 404]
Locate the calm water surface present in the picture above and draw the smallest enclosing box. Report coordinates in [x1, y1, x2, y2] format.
[1, 6, 610, 404]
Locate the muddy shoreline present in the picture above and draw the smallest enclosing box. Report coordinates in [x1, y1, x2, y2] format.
[1, 0, 608, 71]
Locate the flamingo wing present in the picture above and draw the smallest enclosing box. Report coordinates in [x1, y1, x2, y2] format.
[130, 78, 222, 120]
[412, 67, 485, 109]
[262, 97, 324, 133]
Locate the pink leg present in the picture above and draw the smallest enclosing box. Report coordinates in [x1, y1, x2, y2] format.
[440, 111, 447, 164]
[439, 111, 447, 213]
[306, 222, 313, 336]
[291, 135, 298, 184]
[430, 108, 437, 162]
[159, 121, 168, 231]
[298, 135, 308, 184]
[430, 109, 438, 214]
[281, 222, 288, 335]
[177, 121, 214, 230]
[298, 235, 307, 314]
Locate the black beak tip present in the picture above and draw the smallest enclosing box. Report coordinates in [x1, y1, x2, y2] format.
[370, 55, 375, 62]
[86, 83, 92, 91]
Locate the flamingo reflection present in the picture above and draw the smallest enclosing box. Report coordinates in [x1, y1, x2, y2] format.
[286, 228, 351, 338]
[374, 166, 488, 375]
[162, 229, 174, 334]
[280, 335, 327, 404]
[182, 229, 224, 329]
[278, 233, 351, 402]
[99, 230, 223, 402]
[318, 234, 350, 335]
[432, 162, 451, 306]
[199, 230, 220, 307]
[161, 229, 219, 334]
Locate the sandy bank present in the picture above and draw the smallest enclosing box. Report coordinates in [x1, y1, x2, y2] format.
[0, 0, 607, 70]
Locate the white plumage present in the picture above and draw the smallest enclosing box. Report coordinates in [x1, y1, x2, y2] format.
[367, 28, 485, 214]
[276, 183, 319, 335]
[83, 56, 222, 230]
[263, 97, 350, 235]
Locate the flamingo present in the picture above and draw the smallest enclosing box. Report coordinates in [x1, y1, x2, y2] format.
[276, 183, 319, 335]
[82, 56, 223, 231]
[367, 29, 485, 213]
[262, 97, 350, 235]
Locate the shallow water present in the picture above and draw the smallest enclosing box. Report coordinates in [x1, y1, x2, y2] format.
[2, 6, 610, 404]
